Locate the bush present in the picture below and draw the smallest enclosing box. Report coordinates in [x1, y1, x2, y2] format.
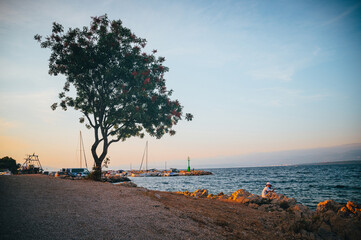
[0, 156, 20, 174]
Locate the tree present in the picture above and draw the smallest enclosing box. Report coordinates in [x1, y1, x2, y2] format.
[0, 156, 20, 174]
[35, 15, 193, 180]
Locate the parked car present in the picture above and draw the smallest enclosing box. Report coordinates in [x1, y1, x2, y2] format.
[0, 169, 12, 175]
[54, 171, 67, 178]
[66, 168, 90, 177]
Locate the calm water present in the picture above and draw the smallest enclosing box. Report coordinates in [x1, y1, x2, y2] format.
[130, 164, 361, 209]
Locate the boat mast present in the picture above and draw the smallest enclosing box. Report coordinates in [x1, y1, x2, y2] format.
[139, 141, 149, 171]
[80, 131, 82, 168]
[80, 131, 88, 169]
[146, 141, 148, 171]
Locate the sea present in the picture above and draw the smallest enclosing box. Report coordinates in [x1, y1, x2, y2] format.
[129, 163, 361, 210]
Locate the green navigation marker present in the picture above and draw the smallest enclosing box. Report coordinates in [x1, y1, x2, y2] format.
[187, 156, 190, 172]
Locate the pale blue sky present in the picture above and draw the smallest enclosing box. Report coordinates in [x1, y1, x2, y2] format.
[0, 0, 360, 169]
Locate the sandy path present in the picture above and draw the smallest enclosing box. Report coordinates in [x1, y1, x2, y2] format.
[0, 175, 296, 240]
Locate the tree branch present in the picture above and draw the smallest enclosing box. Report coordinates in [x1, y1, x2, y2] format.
[84, 113, 95, 128]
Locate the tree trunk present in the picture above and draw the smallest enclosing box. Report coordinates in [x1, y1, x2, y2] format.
[91, 161, 102, 181]
[90, 139, 109, 181]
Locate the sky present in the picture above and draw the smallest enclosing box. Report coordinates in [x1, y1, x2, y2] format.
[0, 0, 360, 170]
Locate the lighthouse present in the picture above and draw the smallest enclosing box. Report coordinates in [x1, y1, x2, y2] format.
[187, 156, 190, 172]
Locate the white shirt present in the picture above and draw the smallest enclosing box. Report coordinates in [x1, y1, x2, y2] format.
[262, 186, 271, 197]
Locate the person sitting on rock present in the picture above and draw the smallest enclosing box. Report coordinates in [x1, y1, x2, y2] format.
[262, 182, 276, 197]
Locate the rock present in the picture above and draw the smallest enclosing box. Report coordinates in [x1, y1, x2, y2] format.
[346, 201, 361, 215]
[106, 176, 131, 183]
[258, 204, 268, 211]
[248, 203, 259, 209]
[264, 192, 297, 209]
[190, 189, 208, 198]
[308, 232, 316, 240]
[316, 200, 342, 213]
[229, 189, 247, 201]
[207, 194, 217, 199]
[300, 229, 309, 238]
[317, 222, 340, 240]
[119, 182, 137, 187]
[229, 189, 264, 205]
[337, 206, 350, 217]
[289, 204, 313, 219]
[217, 194, 229, 200]
[312, 200, 361, 240]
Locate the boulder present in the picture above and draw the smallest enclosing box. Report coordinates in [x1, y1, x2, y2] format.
[337, 206, 350, 217]
[312, 200, 361, 240]
[119, 181, 137, 187]
[207, 194, 217, 199]
[316, 200, 342, 213]
[190, 189, 208, 198]
[217, 194, 229, 200]
[106, 176, 131, 183]
[265, 192, 297, 209]
[229, 189, 264, 205]
[317, 222, 340, 240]
[289, 204, 313, 219]
[346, 201, 361, 216]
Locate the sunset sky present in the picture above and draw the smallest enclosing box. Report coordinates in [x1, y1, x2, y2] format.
[1, 0, 360, 170]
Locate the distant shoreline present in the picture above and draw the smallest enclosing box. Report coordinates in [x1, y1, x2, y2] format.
[199, 159, 361, 170]
[43, 159, 361, 172]
[295, 159, 361, 166]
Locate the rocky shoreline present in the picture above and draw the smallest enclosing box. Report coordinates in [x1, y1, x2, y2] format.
[176, 188, 361, 240]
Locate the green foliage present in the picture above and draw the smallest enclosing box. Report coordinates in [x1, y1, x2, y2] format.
[86, 167, 99, 181]
[0, 156, 20, 174]
[102, 157, 110, 169]
[35, 15, 193, 180]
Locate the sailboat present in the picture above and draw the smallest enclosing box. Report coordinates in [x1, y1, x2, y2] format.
[139, 141, 148, 172]
[138, 141, 152, 177]
[65, 131, 90, 178]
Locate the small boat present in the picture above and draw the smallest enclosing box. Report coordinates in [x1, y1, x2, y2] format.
[165, 172, 179, 177]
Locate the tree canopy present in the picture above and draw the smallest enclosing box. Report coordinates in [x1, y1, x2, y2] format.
[35, 15, 193, 179]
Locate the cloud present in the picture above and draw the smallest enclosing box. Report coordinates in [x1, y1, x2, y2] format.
[322, 2, 361, 26]
[245, 87, 331, 107]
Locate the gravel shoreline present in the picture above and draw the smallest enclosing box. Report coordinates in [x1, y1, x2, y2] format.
[1, 175, 302, 239]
